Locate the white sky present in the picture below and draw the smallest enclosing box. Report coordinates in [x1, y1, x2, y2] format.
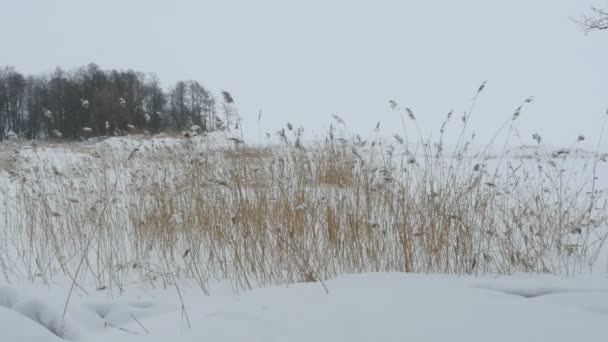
[1, 0, 607, 148]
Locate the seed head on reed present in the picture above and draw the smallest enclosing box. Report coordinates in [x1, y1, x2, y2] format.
[406, 108, 416, 120]
[388, 100, 398, 110]
[332, 115, 346, 125]
[477, 80, 487, 94]
[222, 91, 234, 104]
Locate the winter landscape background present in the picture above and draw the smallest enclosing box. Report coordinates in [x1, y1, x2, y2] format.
[1, 1, 608, 341]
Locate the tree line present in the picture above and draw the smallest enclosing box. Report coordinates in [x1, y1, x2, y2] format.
[0, 63, 232, 141]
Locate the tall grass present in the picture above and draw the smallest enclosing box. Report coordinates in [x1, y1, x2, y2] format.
[1, 91, 607, 294]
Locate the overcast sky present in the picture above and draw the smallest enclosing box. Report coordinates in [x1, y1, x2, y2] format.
[1, 0, 607, 148]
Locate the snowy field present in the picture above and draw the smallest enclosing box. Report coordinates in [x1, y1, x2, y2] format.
[1, 131, 608, 341]
[1, 273, 608, 342]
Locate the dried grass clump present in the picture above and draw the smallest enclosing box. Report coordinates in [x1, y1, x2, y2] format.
[2, 86, 608, 293]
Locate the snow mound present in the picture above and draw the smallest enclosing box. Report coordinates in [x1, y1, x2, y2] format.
[473, 283, 608, 298]
[12, 298, 83, 340]
[0, 284, 83, 340]
[0, 284, 21, 307]
[2, 274, 608, 342]
[472, 277, 608, 316]
[82, 299, 161, 326]
[0, 306, 63, 342]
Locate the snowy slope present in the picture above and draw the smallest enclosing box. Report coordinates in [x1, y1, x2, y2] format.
[1, 273, 607, 342]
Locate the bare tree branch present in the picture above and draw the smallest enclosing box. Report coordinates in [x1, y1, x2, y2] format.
[573, 7, 608, 33]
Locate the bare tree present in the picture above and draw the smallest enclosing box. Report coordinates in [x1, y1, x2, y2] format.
[574, 7, 608, 33]
[0, 64, 224, 140]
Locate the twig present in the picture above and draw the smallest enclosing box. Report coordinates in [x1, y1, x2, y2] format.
[130, 312, 150, 334]
[105, 321, 138, 335]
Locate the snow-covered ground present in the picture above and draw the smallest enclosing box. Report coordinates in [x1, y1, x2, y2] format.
[2, 273, 608, 341]
[2, 133, 608, 341]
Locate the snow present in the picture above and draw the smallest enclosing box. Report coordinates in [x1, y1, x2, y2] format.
[0, 284, 20, 307]
[170, 212, 184, 225]
[0, 273, 607, 342]
[0, 306, 63, 342]
[12, 298, 83, 340]
[1, 134, 607, 341]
